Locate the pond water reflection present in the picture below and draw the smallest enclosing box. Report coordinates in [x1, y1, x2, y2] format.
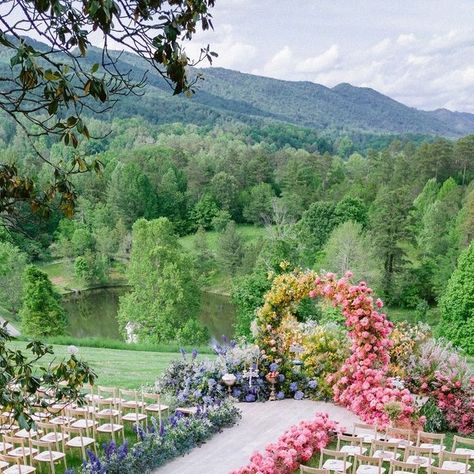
[62, 287, 236, 341]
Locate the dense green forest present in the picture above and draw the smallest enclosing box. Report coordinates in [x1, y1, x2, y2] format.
[1, 107, 474, 347]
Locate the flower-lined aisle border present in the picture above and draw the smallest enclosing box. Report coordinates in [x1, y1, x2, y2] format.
[230, 412, 337, 474]
[255, 269, 416, 427]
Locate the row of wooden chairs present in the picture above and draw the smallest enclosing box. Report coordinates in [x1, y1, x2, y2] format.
[302, 466, 473, 474]
[299, 423, 474, 474]
[0, 386, 170, 473]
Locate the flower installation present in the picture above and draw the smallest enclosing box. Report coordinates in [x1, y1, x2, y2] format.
[254, 269, 416, 428]
[230, 412, 338, 474]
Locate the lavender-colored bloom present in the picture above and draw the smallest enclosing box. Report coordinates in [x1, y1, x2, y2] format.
[232, 388, 242, 398]
[277, 391, 285, 400]
[289, 381, 298, 392]
[65, 470, 76, 474]
[230, 339, 237, 348]
[278, 373, 285, 382]
[207, 378, 216, 388]
[308, 380, 317, 389]
[294, 390, 304, 400]
[117, 441, 128, 460]
[193, 389, 202, 399]
[192, 349, 198, 360]
[180, 347, 186, 358]
[245, 393, 256, 402]
[269, 362, 279, 372]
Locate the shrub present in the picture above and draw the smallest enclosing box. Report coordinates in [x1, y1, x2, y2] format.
[20, 265, 67, 338]
[438, 242, 474, 354]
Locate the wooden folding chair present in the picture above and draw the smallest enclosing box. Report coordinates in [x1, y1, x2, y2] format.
[93, 401, 124, 443]
[36, 422, 68, 447]
[319, 448, 352, 473]
[337, 434, 367, 457]
[30, 438, 66, 474]
[119, 390, 147, 437]
[2, 435, 37, 461]
[439, 451, 471, 474]
[352, 454, 386, 474]
[385, 428, 414, 449]
[300, 467, 329, 474]
[417, 431, 446, 455]
[62, 423, 96, 459]
[404, 446, 435, 468]
[452, 436, 474, 460]
[142, 392, 169, 427]
[426, 467, 462, 474]
[0, 452, 36, 473]
[389, 460, 419, 474]
[371, 440, 401, 461]
[353, 423, 379, 444]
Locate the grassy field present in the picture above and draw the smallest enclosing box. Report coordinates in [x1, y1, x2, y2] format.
[178, 224, 267, 252]
[9, 341, 212, 388]
[39, 259, 127, 293]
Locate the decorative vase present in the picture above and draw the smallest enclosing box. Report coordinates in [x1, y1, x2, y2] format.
[221, 373, 237, 399]
[265, 373, 278, 401]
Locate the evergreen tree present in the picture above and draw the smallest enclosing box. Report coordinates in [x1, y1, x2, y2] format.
[217, 221, 244, 276]
[438, 243, 474, 354]
[117, 218, 206, 344]
[20, 266, 67, 338]
[0, 242, 28, 314]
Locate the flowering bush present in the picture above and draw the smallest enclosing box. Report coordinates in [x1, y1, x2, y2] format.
[388, 321, 431, 378]
[310, 272, 416, 427]
[230, 412, 337, 474]
[301, 322, 350, 399]
[158, 343, 270, 405]
[404, 339, 474, 434]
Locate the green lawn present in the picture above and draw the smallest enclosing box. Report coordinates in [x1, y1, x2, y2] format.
[9, 341, 211, 388]
[178, 224, 267, 252]
[39, 259, 127, 293]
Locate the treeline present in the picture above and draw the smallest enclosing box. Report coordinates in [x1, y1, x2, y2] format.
[1, 117, 474, 341]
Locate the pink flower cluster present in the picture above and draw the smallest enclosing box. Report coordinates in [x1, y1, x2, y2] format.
[230, 412, 337, 474]
[427, 372, 474, 434]
[309, 272, 415, 427]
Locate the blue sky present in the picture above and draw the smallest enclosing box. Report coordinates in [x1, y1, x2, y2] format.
[186, 0, 474, 112]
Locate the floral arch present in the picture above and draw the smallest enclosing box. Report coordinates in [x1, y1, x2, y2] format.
[254, 269, 415, 427]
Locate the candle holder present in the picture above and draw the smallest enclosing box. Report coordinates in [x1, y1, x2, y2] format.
[289, 342, 304, 373]
[221, 373, 237, 400]
[265, 371, 278, 401]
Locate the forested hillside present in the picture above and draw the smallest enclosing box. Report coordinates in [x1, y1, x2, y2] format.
[2, 40, 474, 138]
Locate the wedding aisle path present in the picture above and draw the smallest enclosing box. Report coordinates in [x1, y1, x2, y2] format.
[155, 400, 361, 474]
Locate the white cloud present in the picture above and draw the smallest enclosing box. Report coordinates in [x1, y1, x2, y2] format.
[296, 45, 340, 73]
[397, 33, 417, 46]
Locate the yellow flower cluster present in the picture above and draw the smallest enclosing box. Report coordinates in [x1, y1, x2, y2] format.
[388, 321, 431, 378]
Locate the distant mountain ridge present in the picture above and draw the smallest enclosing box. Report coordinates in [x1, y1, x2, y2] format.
[1, 38, 474, 137]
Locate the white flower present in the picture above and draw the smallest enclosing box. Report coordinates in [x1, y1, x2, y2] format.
[67, 345, 79, 355]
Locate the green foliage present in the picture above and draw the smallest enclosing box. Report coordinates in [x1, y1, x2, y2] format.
[20, 266, 67, 338]
[117, 218, 206, 344]
[243, 183, 275, 225]
[217, 221, 244, 276]
[0, 241, 27, 313]
[232, 272, 271, 339]
[319, 221, 382, 290]
[438, 242, 474, 354]
[74, 251, 108, 285]
[176, 318, 209, 346]
[190, 194, 219, 230]
[211, 209, 232, 232]
[0, 325, 95, 429]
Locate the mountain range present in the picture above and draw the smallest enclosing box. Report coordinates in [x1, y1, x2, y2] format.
[2, 39, 474, 138]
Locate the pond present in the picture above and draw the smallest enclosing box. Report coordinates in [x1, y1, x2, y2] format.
[62, 287, 236, 341]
